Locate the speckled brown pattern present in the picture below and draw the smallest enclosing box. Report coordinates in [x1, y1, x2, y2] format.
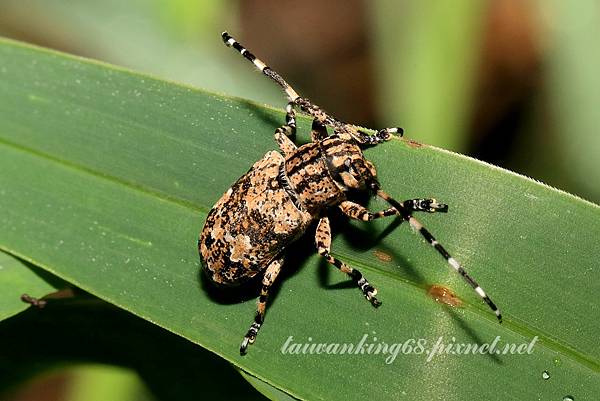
[199, 151, 311, 286]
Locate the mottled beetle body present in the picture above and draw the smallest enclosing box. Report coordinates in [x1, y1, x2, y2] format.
[200, 151, 312, 285]
[200, 32, 502, 354]
[201, 136, 374, 284]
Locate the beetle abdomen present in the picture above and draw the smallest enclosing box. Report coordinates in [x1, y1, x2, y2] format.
[199, 151, 312, 285]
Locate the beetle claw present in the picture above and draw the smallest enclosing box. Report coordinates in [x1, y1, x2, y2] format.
[240, 336, 252, 355]
[364, 287, 382, 307]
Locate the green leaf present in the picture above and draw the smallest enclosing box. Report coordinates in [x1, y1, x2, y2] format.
[0, 251, 63, 320]
[0, 37, 599, 400]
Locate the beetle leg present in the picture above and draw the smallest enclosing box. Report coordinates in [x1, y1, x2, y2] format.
[315, 216, 381, 307]
[353, 127, 404, 146]
[311, 119, 329, 142]
[339, 199, 448, 221]
[285, 102, 297, 137]
[274, 102, 300, 157]
[376, 190, 502, 322]
[339, 201, 397, 221]
[403, 198, 448, 213]
[240, 257, 284, 355]
[274, 128, 297, 157]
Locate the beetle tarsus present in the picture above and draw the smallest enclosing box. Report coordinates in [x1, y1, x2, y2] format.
[365, 286, 381, 307]
[369, 296, 382, 308]
[377, 127, 403, 141]
[403, 198, 449, 214]
[240, 337, 251, 355]
[240, 320, 261, 355]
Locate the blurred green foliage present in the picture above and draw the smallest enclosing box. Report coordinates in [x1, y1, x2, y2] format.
[372, 0, 486, 151]
[540, 0, 600, 202]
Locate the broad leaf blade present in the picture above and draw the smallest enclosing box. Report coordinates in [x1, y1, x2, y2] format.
[0, 38, 599, 400]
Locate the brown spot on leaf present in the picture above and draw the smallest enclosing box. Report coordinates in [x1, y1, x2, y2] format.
[406, 139, 423, 148]
[373, 249, 392, 263]
[427, 284, 463, 307]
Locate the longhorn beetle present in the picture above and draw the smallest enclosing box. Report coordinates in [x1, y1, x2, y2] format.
[199, 32, 502, 355]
